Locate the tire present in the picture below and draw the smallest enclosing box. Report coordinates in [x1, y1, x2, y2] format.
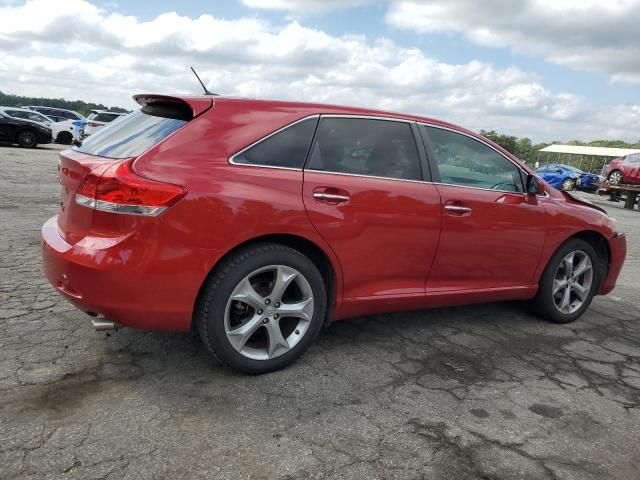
[196, 243, 327, 374]
[56, 131, 73, 145]
[16, 129, 38, 148]
[561, 178, 576, 191]
[533, 238, 601, 324]
[608, 170, 623, 185]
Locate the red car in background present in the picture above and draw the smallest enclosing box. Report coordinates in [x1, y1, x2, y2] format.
[42, 94, 626, 373]
[606, 152, 640, 184]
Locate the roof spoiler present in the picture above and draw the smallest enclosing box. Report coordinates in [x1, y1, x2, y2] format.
[133, 94, 213, 118]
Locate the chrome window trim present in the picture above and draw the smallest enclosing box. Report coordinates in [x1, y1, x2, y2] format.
[304, 168, 431, 185]
[433, 181, 527, 196]
[319, 114, 414, 124]
[419, 122, 530, 193]
[228, 114, 320, 171]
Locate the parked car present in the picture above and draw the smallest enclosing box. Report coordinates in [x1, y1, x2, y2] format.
[41, 94, 627, 373]
[604, 153, 640, 185]
[24, 106, 84, 123]
[0, 111, 52, 147]
[81, 110, 127, 138]
[535, 163, 600, 191]
[26, 106, 86, 144]
[0, 107, 78, 144]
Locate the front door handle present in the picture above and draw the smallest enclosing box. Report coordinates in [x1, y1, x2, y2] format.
[444, 205, 472, 214]
[313, 192, 350, 203]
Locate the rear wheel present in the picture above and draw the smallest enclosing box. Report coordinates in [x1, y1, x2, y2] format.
[16, 130, 38, 148]
[608, 170, 623, 185]
[533, 238, 600, 324]
[561, 178, 576, 191]
[196, 243, 327, 374]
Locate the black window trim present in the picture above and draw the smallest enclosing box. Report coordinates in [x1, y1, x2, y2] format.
[228, 114, 321, 171]
[302, 114, 431, 184]
[418, 123, 530, 196]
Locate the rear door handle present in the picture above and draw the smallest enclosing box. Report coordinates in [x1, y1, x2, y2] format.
[444, 205, 472, 214]
[313, 192, 350, 202]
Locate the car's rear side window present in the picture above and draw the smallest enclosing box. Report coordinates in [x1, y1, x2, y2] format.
[232, 117, 319, 169]
[307, 117, 422, 181]
[76, 105, 189, 159]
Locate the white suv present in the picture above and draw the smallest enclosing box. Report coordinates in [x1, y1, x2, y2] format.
[82, 110, 127, 138]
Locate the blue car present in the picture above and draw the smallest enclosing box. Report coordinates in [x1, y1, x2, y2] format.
[535, 164, 601, 191]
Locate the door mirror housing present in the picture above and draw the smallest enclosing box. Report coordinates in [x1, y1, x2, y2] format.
[526, 174, 545, 195]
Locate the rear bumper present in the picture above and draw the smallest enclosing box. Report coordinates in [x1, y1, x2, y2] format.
[41, 215, 220, 331]
[599, 233, 627, 295]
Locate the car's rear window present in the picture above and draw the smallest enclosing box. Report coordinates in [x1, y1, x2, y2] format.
[88, 112, 122, 122]
[76, 105, 189, 159]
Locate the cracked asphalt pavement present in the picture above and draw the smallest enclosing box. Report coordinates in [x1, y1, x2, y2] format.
[1, 144, 639, 479]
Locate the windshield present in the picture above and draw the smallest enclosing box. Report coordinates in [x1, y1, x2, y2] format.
[7, 110, 50, 123]
[75, 109, 187, 158]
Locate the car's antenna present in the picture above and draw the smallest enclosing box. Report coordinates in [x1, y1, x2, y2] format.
[190, 66, 218, 96]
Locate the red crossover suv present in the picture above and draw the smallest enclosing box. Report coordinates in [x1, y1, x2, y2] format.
[605, 152, 640, 185]
[42, 94, 627, 373]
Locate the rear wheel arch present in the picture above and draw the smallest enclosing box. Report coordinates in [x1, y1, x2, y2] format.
[192, 233, 339, 330]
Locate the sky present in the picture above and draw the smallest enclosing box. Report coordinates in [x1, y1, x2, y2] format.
[0, 0, 639, 142]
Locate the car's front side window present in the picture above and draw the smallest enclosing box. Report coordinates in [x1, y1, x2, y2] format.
[306, 117, 422, 181]
[425, 126, 524, 193]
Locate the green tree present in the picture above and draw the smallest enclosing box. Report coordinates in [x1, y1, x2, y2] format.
[0, 90, 129, 117]
[479, 130, 518, 154]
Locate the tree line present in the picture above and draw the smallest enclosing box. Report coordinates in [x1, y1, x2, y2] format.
[479, 130, 640, 165]
[0, 91, 130, 117]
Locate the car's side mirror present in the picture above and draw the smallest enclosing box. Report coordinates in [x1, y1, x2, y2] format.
[526, 174, 545, 195]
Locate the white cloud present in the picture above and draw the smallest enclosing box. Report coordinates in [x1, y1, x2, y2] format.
[387, 0, 640, 85]
[240, 0, 370, 14]
[0, 0, 638, 142]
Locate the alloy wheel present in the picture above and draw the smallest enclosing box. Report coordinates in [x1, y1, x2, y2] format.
[608, 171, 623, 185]
[224, 265, 314, 360]
[18, 131, 37, 147]
[552, 250, 593, 314]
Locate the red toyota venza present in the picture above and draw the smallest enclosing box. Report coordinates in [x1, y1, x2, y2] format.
[42, 94, 627, 373]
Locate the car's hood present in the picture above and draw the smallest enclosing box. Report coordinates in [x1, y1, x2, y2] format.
[561, 190, 607, 214]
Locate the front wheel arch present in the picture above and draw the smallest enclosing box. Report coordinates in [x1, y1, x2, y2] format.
[540, 230, 610, 292]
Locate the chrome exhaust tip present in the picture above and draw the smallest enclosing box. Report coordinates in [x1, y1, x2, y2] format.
[91, 318, 117, 331]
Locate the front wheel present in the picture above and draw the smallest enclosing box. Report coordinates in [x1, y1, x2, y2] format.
[561, 178, 576, 191]
[56, 131, 73, 145]
[533, 239, 600, 324]
[196, 243, 327, 374]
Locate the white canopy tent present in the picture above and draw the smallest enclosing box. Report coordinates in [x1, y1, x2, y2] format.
[537, 144, 640, 173]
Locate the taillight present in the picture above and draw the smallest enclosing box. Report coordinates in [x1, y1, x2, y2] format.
[87, 122, 100, 127]
[76, 159, 186, 216]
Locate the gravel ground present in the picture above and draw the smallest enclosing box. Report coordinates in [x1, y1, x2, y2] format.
[1, 143, 639, 480]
